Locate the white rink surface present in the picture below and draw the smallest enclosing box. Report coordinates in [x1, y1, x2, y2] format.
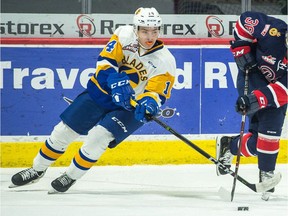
[1, 164, 287, 216]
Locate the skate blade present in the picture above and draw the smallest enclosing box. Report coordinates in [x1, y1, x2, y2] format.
[216, 164, 221, 176]
[8, 180, 37, 188]
[8, 183, 20, 188]
[48, 187, 61, 194]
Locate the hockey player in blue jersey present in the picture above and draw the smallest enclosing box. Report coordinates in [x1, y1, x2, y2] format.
[9, 7, 176, 193]
[216, 11, 287, 201]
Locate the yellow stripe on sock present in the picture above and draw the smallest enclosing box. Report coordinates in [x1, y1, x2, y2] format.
[73, 150, 96, 169]
[40, 142, 64, 161]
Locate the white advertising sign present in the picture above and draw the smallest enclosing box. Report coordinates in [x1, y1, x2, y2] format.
[0, 14, 286, 38]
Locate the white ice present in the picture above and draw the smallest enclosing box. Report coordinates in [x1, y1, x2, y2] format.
[1, 164, 287, 216]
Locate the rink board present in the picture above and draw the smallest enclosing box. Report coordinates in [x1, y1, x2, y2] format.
[1, 45, 242, 136]
[1, 140, 287, 167]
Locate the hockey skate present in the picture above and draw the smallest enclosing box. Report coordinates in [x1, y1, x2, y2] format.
[260, 170, 275, 201]
[9, 168, 46, 188]
[216, 136, 234, 176]
[48, 173, 76, 194]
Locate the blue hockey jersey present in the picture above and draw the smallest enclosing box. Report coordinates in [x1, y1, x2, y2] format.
[234, 11, 287, 108]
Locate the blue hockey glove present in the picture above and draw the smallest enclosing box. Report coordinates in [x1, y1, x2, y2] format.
[135, 96, 159, 122]
[230, 40, 257, 72]
[107, 72, 135, 111]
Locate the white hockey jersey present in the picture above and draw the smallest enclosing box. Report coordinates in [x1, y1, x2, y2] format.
[87, 25, 176, 110]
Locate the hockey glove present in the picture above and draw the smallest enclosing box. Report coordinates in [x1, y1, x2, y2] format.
[107, 72, 135, 111]
[135, 96, 159, 123]
[230, 40, 257, 72]
[235, 90, 268, 115]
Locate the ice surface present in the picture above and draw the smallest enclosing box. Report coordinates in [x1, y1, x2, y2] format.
[1, 164, 287, 216]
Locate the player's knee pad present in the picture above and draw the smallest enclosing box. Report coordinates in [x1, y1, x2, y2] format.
[48, 121, 80, 151]
[80, 125, 115, 161]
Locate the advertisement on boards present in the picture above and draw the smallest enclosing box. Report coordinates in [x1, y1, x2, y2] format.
[1, 14, 286, 39]
[1, 45, 241, 137]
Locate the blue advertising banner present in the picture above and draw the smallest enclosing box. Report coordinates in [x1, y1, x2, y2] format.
[1, 45, 241, 136]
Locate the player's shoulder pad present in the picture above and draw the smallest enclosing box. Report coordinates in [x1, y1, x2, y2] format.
[114, 25, 134, 38]
[113, 25, 135, 46]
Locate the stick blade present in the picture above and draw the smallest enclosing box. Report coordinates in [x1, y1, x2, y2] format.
[218, 187, 231, 201]
[255, 172, 282, 193]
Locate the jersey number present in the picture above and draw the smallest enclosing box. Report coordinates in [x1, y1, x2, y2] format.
[106, 40, 117, 53]
[163, 81, 171, 95]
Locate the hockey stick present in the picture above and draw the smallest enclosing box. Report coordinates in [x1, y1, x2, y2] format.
[230, 68, 249, 201]
[145, 114, 281, 193]
[63, 96, 281, 193]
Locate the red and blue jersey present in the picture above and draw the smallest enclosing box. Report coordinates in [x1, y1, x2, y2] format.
[234, 11, 287, 108]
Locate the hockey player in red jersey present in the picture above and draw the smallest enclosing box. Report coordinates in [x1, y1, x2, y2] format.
[9, 7, 176, 193]
[216, 11, 287, 201]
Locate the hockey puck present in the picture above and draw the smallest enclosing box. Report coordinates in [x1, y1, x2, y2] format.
[237, 206, 249, 211]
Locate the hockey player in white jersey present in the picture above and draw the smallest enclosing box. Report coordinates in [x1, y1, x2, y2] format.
[10, 7, 176, 193]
